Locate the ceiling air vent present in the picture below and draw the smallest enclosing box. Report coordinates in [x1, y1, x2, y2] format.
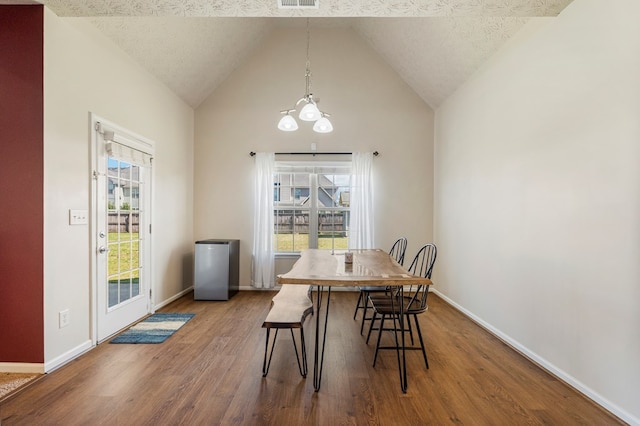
[278, 0, 319, 9]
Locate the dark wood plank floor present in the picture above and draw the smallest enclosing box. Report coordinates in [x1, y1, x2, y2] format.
[0, 291, 623, 425]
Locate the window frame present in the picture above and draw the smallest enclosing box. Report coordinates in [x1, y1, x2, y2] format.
[273, 161, 352, 254]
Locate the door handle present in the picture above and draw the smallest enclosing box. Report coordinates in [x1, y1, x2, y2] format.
[98, 246, 109, 254]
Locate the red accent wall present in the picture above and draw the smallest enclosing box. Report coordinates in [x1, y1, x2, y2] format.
[0, 6, 44, 363]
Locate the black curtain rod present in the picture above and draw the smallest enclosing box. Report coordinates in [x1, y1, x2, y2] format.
[249, 151, 378, 157]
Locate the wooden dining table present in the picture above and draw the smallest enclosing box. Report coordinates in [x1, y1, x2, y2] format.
[277, 248, 433, 392]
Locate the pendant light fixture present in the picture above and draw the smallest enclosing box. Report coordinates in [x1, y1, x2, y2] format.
[278, 18, 333, 133]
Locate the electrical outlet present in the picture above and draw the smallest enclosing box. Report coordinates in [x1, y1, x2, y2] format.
[59, 309, 70, 328]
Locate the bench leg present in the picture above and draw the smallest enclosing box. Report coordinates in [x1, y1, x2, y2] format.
[263, 326, 308, 378]
[262, 328, 279, 377]
[301, 326, 308, 377]
[290, 327, 308, 378]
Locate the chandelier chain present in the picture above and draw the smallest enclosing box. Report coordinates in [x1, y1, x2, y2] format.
[305, 18, 312, 98]
[277, 17, 332, 133]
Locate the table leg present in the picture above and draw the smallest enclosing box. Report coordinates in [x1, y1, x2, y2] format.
[399, 286, 407, 392]
[311, 285, 406, 392]
[312, 285, 332, 392]
[390, 286, 408, 393]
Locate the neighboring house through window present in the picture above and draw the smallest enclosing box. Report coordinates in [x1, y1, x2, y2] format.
[274, 161, 352, 253]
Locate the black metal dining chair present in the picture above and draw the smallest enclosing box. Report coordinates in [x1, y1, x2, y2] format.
[352, 237, 407, 335]
[366, 243, 437, 369]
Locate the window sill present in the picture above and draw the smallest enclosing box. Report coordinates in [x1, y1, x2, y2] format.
[275, 253, 301, 259]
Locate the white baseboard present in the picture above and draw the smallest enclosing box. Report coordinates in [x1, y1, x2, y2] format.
[431, 289, 639, 426]
[239, 285, 272, 291]
[0, 362, 45, 374]
[154, 286, 194, 311]
[43, 340, 93, 373]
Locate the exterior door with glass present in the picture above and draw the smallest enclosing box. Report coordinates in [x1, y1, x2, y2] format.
[92, 115, 153, 342]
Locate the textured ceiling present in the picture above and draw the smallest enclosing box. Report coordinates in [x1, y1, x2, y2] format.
[33, 0, 574, 108]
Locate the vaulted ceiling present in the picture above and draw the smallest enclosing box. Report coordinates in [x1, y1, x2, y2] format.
[20, 0, 574, 108]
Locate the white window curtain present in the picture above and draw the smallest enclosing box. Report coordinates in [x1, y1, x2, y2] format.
[252, 152, 276, 288]
[349, 152, 374, 250]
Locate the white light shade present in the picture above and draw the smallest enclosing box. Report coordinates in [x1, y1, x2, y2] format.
[299, 102, 321, 121]
[278, 114, 298, 131]
[313, 116, 333, 133]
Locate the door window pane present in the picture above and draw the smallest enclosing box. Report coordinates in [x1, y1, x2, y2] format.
[106, 156, 145, 309]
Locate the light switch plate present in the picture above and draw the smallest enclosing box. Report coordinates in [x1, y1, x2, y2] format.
[69, 209, 88, 225]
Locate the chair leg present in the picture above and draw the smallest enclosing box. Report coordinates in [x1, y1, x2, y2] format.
[412, 314, 429, 369]
[373, 314, 386, 367]
[359, 291, 372, 335]
[366, 310, 378, 344]
[406, 313, 415, 345]
[353, 291, 364, 319]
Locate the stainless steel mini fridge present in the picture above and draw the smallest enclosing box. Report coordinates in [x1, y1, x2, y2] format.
[194, 239, 239, 300]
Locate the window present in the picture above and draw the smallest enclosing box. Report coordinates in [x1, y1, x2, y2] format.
[274, 162, 352, 253]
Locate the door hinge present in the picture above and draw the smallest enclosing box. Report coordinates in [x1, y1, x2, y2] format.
[149, 224, 152, 234]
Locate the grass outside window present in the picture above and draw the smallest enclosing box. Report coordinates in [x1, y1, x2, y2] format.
[108, 232, 140, 279]
[275, 233, 348, 253]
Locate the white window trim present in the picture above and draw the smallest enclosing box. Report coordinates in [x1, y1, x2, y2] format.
[274, 160, 352, 254]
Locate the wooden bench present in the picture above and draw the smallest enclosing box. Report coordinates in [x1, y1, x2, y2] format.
[262, 284, 313, 378]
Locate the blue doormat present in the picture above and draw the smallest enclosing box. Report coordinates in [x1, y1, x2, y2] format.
[110, 313, 195, 344]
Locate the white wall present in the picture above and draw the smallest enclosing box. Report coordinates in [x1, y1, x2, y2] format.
[434, 0, 640, 423]
[194, 26, 434, 286]
[44, 10, 194, 368]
